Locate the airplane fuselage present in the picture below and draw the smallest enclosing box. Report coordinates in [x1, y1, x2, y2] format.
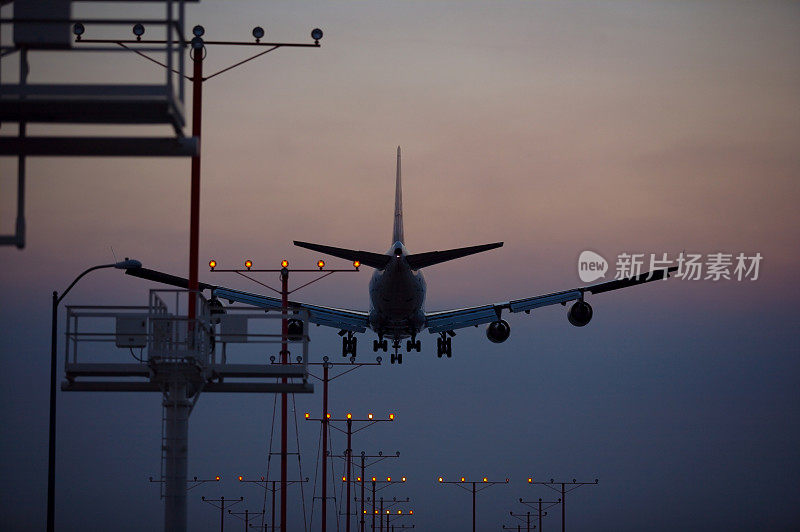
[368, 241, 426, 340]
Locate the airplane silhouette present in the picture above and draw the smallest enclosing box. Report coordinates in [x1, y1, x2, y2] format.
[128, 147, 675, 364]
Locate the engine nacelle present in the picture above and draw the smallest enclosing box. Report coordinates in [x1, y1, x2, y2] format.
[485, 319, 511, 343]
[287, 318, 304, 341]
[567, 300, 593, 327]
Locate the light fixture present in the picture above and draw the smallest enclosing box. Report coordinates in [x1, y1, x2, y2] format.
[252, 26, 265, 41]
[209, 260, 216, 270]
[191, 36, 203, 50]
[311, 28, 323, 43]
[281, 259, 289, 268]
[245, 259, 253, 270]
[193, 25, 205, 37]
[72, 23, 85, 37]
[317, 259, 325, 270]
[132, 23, 145, 40]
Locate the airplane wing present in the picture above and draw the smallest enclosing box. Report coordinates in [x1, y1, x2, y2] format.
[424, 267, 677, 333]
[124, 267, 369, 332]
[213, 286, 370, 333]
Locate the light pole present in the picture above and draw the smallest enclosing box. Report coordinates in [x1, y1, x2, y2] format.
[306, 412, 396, 532]
[201, 495, 244, 532]
[519, 497, 560, 532]
[437, 476, 509, 532]
[47, 258, 141, 532]
[526, 478, 598, 532]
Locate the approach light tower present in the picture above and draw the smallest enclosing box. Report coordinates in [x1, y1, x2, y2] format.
[437, 476, 509, 532]
[526, 477, 598, 532]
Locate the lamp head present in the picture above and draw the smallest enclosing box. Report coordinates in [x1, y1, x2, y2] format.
[115, 259, 141, 269]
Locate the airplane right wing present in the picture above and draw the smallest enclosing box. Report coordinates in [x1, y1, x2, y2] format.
[425, 267, 677, 333]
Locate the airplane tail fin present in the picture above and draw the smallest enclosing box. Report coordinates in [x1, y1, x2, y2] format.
[393, 146, 404, 244]
[405, 242, 504, 270]
[293, 241, 392, 269]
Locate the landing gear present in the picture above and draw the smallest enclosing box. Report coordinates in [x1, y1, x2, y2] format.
[436, 333, 452, 358]
[405, 337, 421, 352]
[390, 340, 403, 364]
[373, 337, 388, 352]
[341, 332, 357, 357]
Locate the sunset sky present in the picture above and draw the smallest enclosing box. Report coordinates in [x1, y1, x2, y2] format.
[1, 1, 798, 530]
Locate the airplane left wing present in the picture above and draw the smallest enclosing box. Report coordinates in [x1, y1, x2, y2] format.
[425, 267, 677, 333]
[124, 267, 369, 333]
[212, 287, 370, 332]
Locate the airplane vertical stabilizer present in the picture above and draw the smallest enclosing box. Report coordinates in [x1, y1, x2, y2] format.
[393, 146, 404, 244]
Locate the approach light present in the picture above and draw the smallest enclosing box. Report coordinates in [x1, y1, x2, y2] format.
[353, 260, 361, 269]
[386, 510, 390, 515]
[438, 477, 443, 482]
[388, 413, 395, 420]
[132, 23, 145, 39]
[397, 510, 402, 514]
[193, 25, 205, 37]
[245, 259, 252, 270]
[401, 477, 407, 482]
[346, 412, 352, 419]
[483, 477, 488, 482]
[72, 23, 85, 36]
[215, 476, 221, 481]
[281, 259, 289, 268]
[368, 413, 373, 420]
[410, 510, 414, 515]
[317, 260, 325, 270]
[461, 477, 465, 482]
[326, 413, 331, 419]
[252, 26, 265, 40]
[238, 475, 243, 481]
[528, 478, 533, 483]
[191, 36, 203, 50]
[311, 28, 323, 43]
[372, 476, 377, 482]
[363, 510, 367, 514]
[387, 477, 391, 482]
[357, 477, 362, 482]
[304, 413, 310, 419]
[209, 260, 216, 270]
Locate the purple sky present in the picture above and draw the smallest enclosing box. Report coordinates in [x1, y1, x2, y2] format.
[1, 1, 798, 530]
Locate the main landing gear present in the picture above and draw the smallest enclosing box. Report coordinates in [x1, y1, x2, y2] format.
[373, 337, 389, 352]
[406, 335, 421, 353]
[436, 332, 453, 358]
[340, 331, 357, 357]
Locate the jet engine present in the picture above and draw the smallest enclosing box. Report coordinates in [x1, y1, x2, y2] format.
[485, 319, 511, 343]
[287, 318, 304, 341]
[567, 300, 593, 327]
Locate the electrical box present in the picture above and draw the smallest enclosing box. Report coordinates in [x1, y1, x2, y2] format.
[14, 0, 73, 49]
[116, 316, 147, 348]
[219, 315, 248, 343]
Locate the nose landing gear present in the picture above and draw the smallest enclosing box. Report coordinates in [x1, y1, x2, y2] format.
[389, 340, 403, 364]
[341, 331, 357, 357]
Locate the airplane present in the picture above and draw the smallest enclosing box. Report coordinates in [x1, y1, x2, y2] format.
[127, 147, 676, 364]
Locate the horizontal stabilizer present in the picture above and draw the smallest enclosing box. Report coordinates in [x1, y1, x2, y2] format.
[405, 242, 503, 270]
[125, 267, 216, 291]
[293, 241, 392, 269]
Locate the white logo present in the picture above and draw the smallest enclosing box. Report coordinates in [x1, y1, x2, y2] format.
[578, 250, 608, 283]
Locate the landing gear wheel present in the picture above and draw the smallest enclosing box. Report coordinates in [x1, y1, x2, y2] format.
[390, 353, 396, 364]
[406, 340, 413, 352]
[381, 339, 388, 351]
[342, 334, 357, 357]
[445, 338, 452, 358]
[436, 337, 444, 358]
[373, 339, 380, 352]
[414, 339, 421, 352]
[397, 352, 403, 364]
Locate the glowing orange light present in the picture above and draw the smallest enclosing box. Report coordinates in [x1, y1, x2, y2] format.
[326, 413, 331, 419]
[401, 477, 407, 482]
[372, 477, 376, 482]
[346, 412, 352, 420]
[342, 476, 346, 481]
[438, 477, 443, 482]
[374, 510, 378, 514]
[363, 510, 367, 514]
[397, 510, 402, 514]
[209, 260, 217, 269]
[353, 260, 361, 268]
[281, 259, 289, 268]
[304, 413, 310, 419]
[317, 260, 325, 269]
[357, 477, 362, 482]
[461, 477, 465, 482]
[528, 478, 533, 483]
[410, 510, 414, 515]
[387, 477, 391, 482]
[385, 510, 389, 515]
[244, 259, 252, 269]
[368, 413, 373, 420]
[483, 477, 488, 482]
[215, 476, 221, 481]
[388, 413, 395, 420]
[238, 475, 243, 481]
